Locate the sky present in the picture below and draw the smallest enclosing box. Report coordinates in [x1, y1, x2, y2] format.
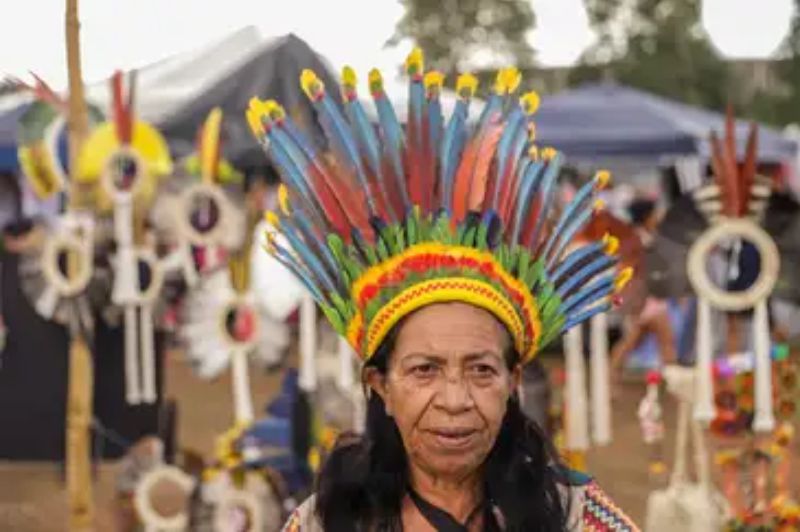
[0, 0, 795, 90]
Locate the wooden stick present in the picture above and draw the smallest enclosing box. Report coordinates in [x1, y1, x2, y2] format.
[65, 0, 94, 528]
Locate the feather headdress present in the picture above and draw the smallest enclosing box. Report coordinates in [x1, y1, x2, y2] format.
[247, 48, 630, 362]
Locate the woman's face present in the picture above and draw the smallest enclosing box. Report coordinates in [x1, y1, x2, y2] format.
[368, 302, 520, 481]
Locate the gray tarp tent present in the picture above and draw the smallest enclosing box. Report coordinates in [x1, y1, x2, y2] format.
[535, 83, 797, 163]
[156, 33, 341, 168]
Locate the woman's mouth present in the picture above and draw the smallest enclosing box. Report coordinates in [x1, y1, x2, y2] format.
[426, 428, 478, 449]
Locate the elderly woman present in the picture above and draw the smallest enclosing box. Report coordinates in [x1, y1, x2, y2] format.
[247, 49, 637, 531]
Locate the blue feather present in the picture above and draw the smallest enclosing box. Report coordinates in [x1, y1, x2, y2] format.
[524, 153, 563, 249]
[344, 96, 397, 221]
[439, 99, 470, 211]
[549, 241, 605, 284]
[563, 302, 612, 332]
[278, 220, 339, 295]
[372, 89, 409, 209]
[542, 178, 597, 257]
[314, 95, 378, 215]
[560, 273, 614, 315]
[288, 207, 339, 275]
[268, 241, 327, 303]
[544, 207, 595, 271]
[509, 159, 544, 243]
[555, 254, 616, 298]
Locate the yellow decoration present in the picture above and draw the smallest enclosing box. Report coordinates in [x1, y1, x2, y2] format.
[278, 185, 291, 215]
[75, 120, 172, 184]
[595, 170, 611, 189]
[405, 47, 424, 76]
[18, 143, 65, 199]
[200, 107, 223, 184]
[246, 107, 265, 139]
[520, 91, 540, 115]
[341, 66, 357, 89]
[358, 276, 531, 361]
[300, 69, 323, 100]
[528, 145, 540, 161]
[603, 234, 620, 255]
[541, 147, 558, 160]
[456, 73, 478, 98]
[265, 211, 280, 228]
[424, 71, 444, 91]
[368, 69, 384, 91]
[614, 267, 634, 291]
[494, 67, 521, 94]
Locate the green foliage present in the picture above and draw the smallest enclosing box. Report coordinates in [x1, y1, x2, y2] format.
[573, 0, 733, 111]
[388, 0, 536, 77]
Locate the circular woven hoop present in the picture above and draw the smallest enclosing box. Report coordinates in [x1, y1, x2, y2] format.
[133, 465, 195, 531]
[101, 146, 148, 198]
[41, 233, 93, 298]
[687, 218, 779, 311]
[218, 297, 261, 352]
[176, 183, 232, 247]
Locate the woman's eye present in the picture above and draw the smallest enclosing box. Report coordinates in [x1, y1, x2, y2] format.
[411, 364, 437, 377]
[469, 364, 497, 378]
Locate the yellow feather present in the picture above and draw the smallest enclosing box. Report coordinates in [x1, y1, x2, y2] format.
[246, 107, 264, 139]
[456, 73, 478, 99]
[342, 66, 357, 89]
[278, 184, 291, 215]
[265, 210, 280, 228]
[424, 71, 444, 90]
[368, 69, 384, 92]
[301, 69, 323, 100]
[494, 67, 521, 94]
[405, 47, 424, 76]
[200, 107, 223, 184]
[520, 91, 540, 115]
[602, 233, 620, 255]
[614, 267, 634, 291]
[594, 170, 611, 189]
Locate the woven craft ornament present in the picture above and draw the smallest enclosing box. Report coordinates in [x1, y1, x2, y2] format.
[247, 48, 630, 362]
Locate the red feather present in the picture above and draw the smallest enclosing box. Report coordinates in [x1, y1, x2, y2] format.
[740, 123, 759, 215]
[111, 71, 132, 144]
[451, 125, 503, 222]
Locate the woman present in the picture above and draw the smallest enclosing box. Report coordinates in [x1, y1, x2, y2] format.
[246, 49, 637, 530]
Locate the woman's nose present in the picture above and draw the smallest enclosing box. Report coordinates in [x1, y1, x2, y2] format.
[433, 374, 475, 412]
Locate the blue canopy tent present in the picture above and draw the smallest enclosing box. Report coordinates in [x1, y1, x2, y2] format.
[535, 83, 797, 163]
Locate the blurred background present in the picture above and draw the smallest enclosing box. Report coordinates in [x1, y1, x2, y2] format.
[2, 1, 800, 530]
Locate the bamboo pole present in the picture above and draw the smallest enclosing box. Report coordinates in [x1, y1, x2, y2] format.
[65, 0, 94, 529]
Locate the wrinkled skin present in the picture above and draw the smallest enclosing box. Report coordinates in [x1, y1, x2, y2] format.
[366, 302, 521, 524]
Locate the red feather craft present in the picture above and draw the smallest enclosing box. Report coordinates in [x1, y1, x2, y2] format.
[111, 71, 133, 145]
[710, 108, 760, 218]
[6, 74, 68, 113]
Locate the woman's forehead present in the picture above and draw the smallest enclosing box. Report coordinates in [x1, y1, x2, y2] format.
[393, 303, 509, 355]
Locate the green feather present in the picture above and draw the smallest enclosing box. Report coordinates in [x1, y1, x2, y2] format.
[320, 303, 346, 334]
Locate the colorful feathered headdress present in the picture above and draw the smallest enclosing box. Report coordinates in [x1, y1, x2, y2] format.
[246, 48, 631, 363]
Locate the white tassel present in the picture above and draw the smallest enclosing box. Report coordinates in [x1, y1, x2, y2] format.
[139, 304, 157, 404]
[337, 336, 355, 392]
[565, 325, 589, 452]
[590, 311, 612, 445]
[694, 297, 715, 424]
[298, 294, 317, 392]
[752, 299, 775, 433]
[36, 284, 60, 319]
[231, 348, 254, 424]
[124, 306, 141, 405]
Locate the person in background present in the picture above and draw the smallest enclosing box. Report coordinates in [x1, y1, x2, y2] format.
[610, 198, 677, 387]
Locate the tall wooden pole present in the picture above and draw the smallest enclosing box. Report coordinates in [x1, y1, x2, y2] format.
[65, 0, 94, 529]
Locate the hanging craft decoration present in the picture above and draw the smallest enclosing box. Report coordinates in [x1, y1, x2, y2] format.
[91, 72, 174, 404]
[175, 108, 242, 248]
[133, 464, 196, 532]
[685, 114, 780, 433]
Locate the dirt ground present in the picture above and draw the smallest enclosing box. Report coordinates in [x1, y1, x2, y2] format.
[0, 351, 795, 530]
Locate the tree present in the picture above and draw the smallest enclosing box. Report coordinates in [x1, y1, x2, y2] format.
[388, 0, 536, 77]
[572, 0, 733, 111]
[758, 0, 800, 125]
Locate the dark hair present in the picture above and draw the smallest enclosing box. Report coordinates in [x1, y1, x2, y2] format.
[627, 198, 656, 227]
[315, 324, 570, 531]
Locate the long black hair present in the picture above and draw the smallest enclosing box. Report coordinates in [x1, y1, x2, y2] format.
[315, 324, 570, 531]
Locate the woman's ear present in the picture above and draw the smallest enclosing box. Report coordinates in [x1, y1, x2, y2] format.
[364, 366, 392, 415]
